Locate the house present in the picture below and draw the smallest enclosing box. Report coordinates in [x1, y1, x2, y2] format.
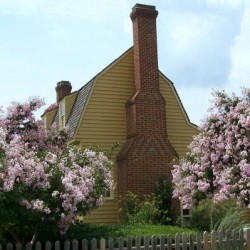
[42, 3, 198, 224]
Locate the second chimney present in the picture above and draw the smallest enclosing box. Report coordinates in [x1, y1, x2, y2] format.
[55, 81, 72, 103]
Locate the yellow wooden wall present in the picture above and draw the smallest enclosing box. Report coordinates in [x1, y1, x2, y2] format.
[75, 49, 198, 224]
[65, 92, 77, 123]
[75, 50, 135, 223]
[42, 109, 57, 128]
[160, 75, 198, 158]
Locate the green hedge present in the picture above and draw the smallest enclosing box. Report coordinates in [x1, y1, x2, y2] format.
[65, 224, 195, 241]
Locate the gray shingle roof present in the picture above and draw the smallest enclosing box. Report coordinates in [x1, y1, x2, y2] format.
[52, 109, 59, 129]
[66, 79, 94, 136]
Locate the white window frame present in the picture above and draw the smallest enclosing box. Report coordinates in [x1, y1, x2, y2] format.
[59, 99, 65, 128]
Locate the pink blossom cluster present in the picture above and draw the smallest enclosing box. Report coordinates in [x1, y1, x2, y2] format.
[0, 98, 113, 234]
[54, 147, 113, 233]
[44, 103, 58, 113]
[172, 88, 250, 209]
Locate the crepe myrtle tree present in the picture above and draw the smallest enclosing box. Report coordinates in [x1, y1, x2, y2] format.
[172, 88, 250, 210]
[0, 97, 113, 243]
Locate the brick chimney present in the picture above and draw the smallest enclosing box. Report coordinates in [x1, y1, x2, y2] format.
[117, 4, 177, 197]
[55, 81, 72, 103]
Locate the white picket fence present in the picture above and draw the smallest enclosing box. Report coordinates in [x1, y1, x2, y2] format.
[1, 229, 250, 250]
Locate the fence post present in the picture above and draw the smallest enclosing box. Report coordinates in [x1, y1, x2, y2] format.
[189, 234, 194, 250]
[118, 237, 124, 250]
[144, 236, 149, 250]
[6, 243, 13, 250]
[108, 238, 114, 250]
[167, 235, 172, 250]
[45, 241, 51, 250]
[64, 240, 70, 250]
[72, 239, 79, 250]
[211, 231, 216, 250]
[182, 233, 187, 250]
[82, 239, 88, 250]
[175, 233, 180, 250]
[100, 238, 106, 250]
[91, 238, 97, 250]
[35, 241, 42, 250]
[203, 232, 209, 250]
[246, 229, 250, 250]
[197, 232, 202, 249]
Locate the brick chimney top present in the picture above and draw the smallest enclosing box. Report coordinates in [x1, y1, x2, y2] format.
[132, 3, 156, 11]
[55, 81, 72, 103]
[131, 3, 158, 22]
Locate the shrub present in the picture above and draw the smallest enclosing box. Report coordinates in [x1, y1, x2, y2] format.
[65, 223, 195, 241]
[118, 175, 173, 225]
[128, 199, 160, 225]
[0, 98, 113, 243]
[190, 198, 237, 231]
[217, 208, 250, 231]
[153, 175, 173, 224]
[118, 192, 141, 223]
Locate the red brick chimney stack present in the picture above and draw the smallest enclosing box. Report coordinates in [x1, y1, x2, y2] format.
[117, 4, 177, 197]
[55, 81, 72, 103]
[131, 4, 159, 93]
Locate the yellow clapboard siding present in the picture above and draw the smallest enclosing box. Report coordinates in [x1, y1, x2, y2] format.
[95, 78, 133, 83]
[88, 94, 132, 99]
[75, 53, 134, 222]
[160, 75, 198, 158]
[44, 109, 57, 127]
[73, 49, 198, 224]
[74, 50, 134, 224]
[77, 124, 125, 130]
[79, 199, 120, 224]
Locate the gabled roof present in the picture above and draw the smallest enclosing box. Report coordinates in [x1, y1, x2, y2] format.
[64, 47, 133, 137]
[51, 46, 196, 137]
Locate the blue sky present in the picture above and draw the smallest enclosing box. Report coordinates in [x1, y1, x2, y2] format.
[0, 0, 249, 125]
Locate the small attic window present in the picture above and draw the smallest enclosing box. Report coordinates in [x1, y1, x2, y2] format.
[59, 99, 65, 128]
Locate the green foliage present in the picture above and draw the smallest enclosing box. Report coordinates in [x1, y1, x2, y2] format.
[65, 223, 195, 241]
[127, 199, 160, 225]
[89, 143, 119, 158]
[118, 175, 173, 225]
[217, 208, 250, 231]
[190, 199, 237, 231]
[118, 192, 141, 223]
[0, 189, 60, 243]
[153, 175, 173, 224]
[217, 208, 242, 231]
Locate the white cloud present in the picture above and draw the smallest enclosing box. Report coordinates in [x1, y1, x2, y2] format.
[0, 0, 126, 22]
[178, 85, 213, 125]
[170, 14, 203, 54]
[229, 5, 250, 88]
[207, 0, 244, 7]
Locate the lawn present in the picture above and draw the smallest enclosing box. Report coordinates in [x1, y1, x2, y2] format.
[65, 224, 196, 240]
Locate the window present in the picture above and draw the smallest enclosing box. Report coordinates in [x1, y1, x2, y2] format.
[103, 189, 111, 198]
[180, 205, 191, 227]
[59, 99, 65, 128]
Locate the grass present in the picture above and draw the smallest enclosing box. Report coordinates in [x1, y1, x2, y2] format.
[65, 224, 196, 240]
